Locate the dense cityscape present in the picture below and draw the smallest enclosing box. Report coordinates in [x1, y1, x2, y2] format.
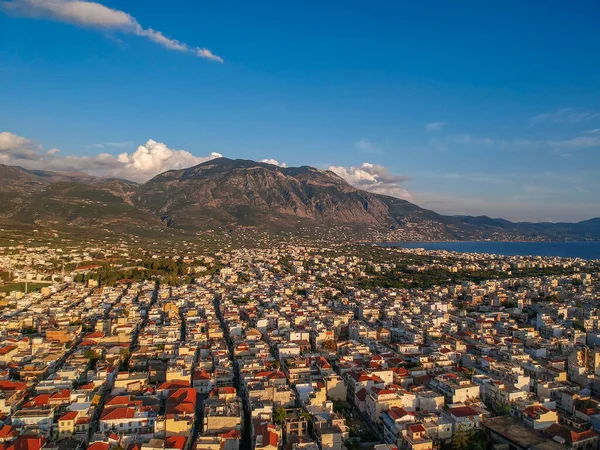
[0, 236, 598, 450]
[1, 2, 599, 450]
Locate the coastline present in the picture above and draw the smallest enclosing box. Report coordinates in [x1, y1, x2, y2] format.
[372, 241, 600, 260]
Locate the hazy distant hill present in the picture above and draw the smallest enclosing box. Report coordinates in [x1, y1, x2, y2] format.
[0, 160, 598, 242]
[0, 164, 161, 233]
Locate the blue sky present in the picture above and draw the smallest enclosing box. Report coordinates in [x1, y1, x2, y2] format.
[1, 0, 599, 221]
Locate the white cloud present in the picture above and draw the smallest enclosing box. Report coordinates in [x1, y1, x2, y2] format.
[328, 162, 412, 199]
[354, 139, 381, 154]
[446, 134, 495, 146]
[1, 0, 223, 62]
[529, 107, 600, 126]
[260, 159, 287, 167]
[139, 28, 188, 52]
[0, 132, 222, 181]
[425, 122, 446, 132]
[445, 133, 600, 152]
[92, 141, 133, 149]
[116, 139, 222, 179]
[196, 48, 224, 63]
[548, 135, 600, 150]
[0, 131, 41, 160]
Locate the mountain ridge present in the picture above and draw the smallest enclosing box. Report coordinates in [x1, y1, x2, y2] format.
[0, 159, 597, 242]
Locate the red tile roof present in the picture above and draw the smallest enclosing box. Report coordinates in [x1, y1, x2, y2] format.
[193, 370, 211, 380]
[546, 424, 599, 443]
[13, 436, 45, 450]
[449, 406, 479, 418]
[254, 422, 279, 449]
[164, 436, 187, 450]
[59, 411, 79, 422]
[23, 395, 50, 408]
[0, 346, 17, 355]
[168, 388, 197, 406]
[408, 424, 426, 433]
[0, 426, 17, 439]
[523, 405, 550, 418]
[100, 406, 136, 421]
[355, 388, 367, 402]
[0, 381, 26, 391]
[105, 395, 134, 408]
[50, 390, 71, 401]
[157, 381, 190, 391]
[388, 406, 413, 420]
[219, 430, 241, 439]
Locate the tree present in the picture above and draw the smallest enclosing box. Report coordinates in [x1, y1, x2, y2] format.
[273, 408, 287, 424]
[84, 348, 100, 369]
[268, 360, 280, 370]
[451, 429, 470, 450]
[322, 340, 337, 351]
[573, 320, 586, 332]
[449, 429, 486, 450]
[496, 402, 510, 416]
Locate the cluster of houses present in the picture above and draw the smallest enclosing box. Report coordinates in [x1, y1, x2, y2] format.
[0, 242, 598, 450]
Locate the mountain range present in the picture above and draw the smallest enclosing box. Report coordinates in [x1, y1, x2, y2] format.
[0, 158, 598, 242]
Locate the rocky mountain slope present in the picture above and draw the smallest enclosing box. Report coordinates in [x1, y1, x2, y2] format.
[0, 160, 598, 242]
[0, 164, 162, 233]
[135, 158, 443, 231]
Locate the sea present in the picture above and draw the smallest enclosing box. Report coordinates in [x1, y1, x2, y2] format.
[379, 242, 600, 260]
